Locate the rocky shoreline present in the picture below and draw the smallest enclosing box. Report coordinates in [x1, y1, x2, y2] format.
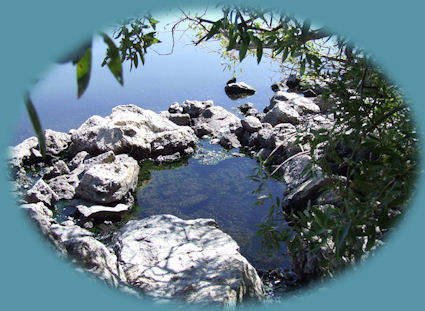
[8, 77, 338, 305]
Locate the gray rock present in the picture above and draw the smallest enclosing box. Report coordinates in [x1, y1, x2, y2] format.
[241, 116, 262, 133]
[26, 179, 59, 207]
[168, 113, 191, 126]
[245, 108, 259, 116]
[49, 222, 94, 246]
[47, 173, 79, 200]
[193, 123, 213, 137]
[289, 97, 320, 114]
[219, 133, 241, 149]
[238, 102, 254, 114]
[282, 171, 331, 212]
[169, 102, 184, 114]
[67, 195, 134, 219]
[43, 160, 71, 180]
[8, 136, 43, 175]
[68, 151, 90, 170]
[113, 215, 264, 305]
[21, 202, 56, 236]
[262, 102, 301, 126]
[44, 129, 71, 156]
[225, 82, 256, 95]
[75, 154, 139, 204]
[264, 91, 301, 113]
[83, 150, 116, 166]
[68, 105, 197, 161]
[64, 236, 128, 287]
[155, 152, 181, 164]
[181, 100, 213, 118]
[194, 106, 241, 137]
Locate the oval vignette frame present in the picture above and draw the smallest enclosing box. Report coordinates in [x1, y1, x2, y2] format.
[0, 1, 424, 311]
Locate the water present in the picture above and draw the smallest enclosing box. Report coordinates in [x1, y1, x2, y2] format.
[12, 23, 283, 145]
[12, 20, 290, 270]
[137, 141, 290, 270]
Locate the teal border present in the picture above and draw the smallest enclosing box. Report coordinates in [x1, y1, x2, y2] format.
[1, 1, 424, 310]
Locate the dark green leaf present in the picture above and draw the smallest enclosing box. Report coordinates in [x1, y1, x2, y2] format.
[256, 38, 263, 64]
[76, 45, 92, 98]
[25, 94, 46, 157]
[100, 32, 124, 85]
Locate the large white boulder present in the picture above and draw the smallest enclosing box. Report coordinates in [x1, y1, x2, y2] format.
[113, 214, 264, 306]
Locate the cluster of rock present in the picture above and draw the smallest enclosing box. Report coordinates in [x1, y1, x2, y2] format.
[9, 76, 344, 301]
[159, 79, 341, 281]
[8, 104, 265, 306]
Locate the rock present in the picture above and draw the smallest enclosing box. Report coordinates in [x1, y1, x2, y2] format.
[155, 152, 181, 164]
[193, 106, 241, 137]
[282, 171, 332, 212]
[224, 82, 256, 95]
[193, 123, 213, 137]
[219, 133, 241, 149]
[68, 151, 90, 170]
[68, 105, 197, 161]
[83, 150, 116, 166]
[238, 102, 254, 114]
[67, 195, 134, 219]
[42, 160, 70, 180]
[44, 129, 71, 156]
[47, 173, 79, 200]
[264, 91, 301, 113]
[262, 102, 301, 126]
[289, 97, 320, 114]
[113, 215, 264, 305]
[169, 102, 184, 114]
[241, 116, 262, 133]
[75, 154, 139, 204]
[21, 202, 56, 236]
[64, 236, 128, 287]
[8, 136, 43, 175]
[168, 113, 191, 126]
[286, 74, 300, 89]
[49, 222, 94, 246]
[245, 108, 259, 117]
[25, 179, 59, 207]
[181, 100, 213, 118]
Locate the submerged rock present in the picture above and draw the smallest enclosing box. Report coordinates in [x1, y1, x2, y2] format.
[113, 214, 264, 305]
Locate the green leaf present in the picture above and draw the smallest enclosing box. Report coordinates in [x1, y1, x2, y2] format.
[76, 45, 92, 98]
[239, 40, 249, 62]
[100, 32, 124, 86]
[256, 38, 263, 64]
[336, 223, 351, 257]
[149, 17, 159, 30]
[25, 94, 46, 157]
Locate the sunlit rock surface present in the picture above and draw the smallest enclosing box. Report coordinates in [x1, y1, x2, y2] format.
[113, 214, 264, 306]
[68, 105, 197, 160]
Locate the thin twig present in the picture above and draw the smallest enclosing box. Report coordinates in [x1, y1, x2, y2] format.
[271, 150, 310, 176]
